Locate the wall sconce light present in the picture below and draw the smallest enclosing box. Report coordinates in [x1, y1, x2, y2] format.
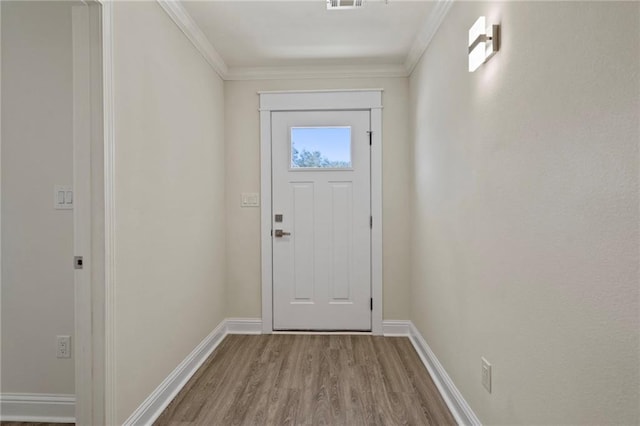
[468, 17, 500, 72]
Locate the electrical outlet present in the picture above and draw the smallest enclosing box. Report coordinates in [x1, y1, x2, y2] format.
[481, 357, 491, 393]
[57, 335, 71, 359]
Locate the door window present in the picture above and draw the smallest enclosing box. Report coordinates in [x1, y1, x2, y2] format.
[290, 127, 352, 169]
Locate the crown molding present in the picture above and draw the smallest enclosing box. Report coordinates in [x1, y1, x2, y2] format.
[404, 0, 454, 75]
[157, 0, 452, 81]
[156, 0, 228, 78]
[226, 64, 408, 81]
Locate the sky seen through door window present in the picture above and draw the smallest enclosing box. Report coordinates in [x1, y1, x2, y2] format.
[291, 127, 352, 168]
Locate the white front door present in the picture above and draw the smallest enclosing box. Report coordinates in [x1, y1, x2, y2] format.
[272, 110, 371, 331]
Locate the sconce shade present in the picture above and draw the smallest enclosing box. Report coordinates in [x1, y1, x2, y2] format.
[468, 16, 500, 72]
[469, 42, 486, 72]
[469, 17, 487, 46]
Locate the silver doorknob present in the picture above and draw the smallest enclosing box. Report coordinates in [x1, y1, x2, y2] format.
[274, 229, 291, 238]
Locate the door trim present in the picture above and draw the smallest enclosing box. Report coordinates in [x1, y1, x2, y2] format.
[100, 2, 116, 424]
[72, 1, 111, 424]
[72, 5, 92, 424]
[259, 89, 383, 335]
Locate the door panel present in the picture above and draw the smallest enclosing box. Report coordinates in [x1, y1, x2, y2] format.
[272, 110, 371, 330]
[292, 182, 314, 301]
[329, 181, 352, 301]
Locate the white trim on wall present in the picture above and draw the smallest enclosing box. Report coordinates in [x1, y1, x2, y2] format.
[259, 108, 273, 335]
[370, 106, 383, 335]
[154, 0, 454, 80]
[403, 0, 454, 74]
[156, 0, 228, 77]
[226, 64, 407, 81]
[381, 320, 412, 337]
[0, 2, 4, 408]
[72, 5, 95, 424]
[86, 3, 107, 424]
[118, 318, 480, 425]
[259, 89, 384, 335]
[258, 89, 383, 111]
[122, 318, 260, 425]
[0, 393, 76, 423]
[408, 322, 482, 426]
[101, 1, 117, 425]
[380, 321, 481, 424]
[226, 318, 263, 335]
[122, 321, 228, 426]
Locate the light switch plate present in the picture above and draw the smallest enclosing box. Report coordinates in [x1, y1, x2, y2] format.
[54, 185, 73, 210]
[241, 192, 260, 207]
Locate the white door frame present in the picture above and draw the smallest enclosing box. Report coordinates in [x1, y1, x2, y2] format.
[72, 4, 92, 424]
[99, 1, 117, 425]
[0, 2, 111, 423]
[72, 1, 115, 424]
[259, 89, 383, 335]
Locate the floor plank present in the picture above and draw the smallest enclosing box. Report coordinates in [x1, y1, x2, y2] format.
[0, 424, 73, 426]
[154, 334, 455, 426]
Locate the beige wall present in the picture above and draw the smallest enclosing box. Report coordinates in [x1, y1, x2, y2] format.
[113, 2, 226, 422]
[1, 1, 75, 395]
[409, 1, 639, 424]
[224, 78, 411, 320]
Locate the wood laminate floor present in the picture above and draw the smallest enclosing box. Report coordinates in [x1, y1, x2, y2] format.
[155, 334, 455, 426]
[0, 423, 73, 426]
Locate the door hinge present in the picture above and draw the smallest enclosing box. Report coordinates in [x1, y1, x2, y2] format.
[370, 216, 373, 229]
[370, 298, 373, 311]
[367, 131, 372, 145]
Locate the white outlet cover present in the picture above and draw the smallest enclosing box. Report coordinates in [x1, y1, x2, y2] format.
[56, 335, 71, 359]
[481, 357, 492, 393]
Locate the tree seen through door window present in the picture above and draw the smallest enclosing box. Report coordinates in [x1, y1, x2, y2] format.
[291, 127, 352, 169]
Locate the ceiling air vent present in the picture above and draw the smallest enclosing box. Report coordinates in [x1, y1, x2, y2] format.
[327, 0, 364, 10]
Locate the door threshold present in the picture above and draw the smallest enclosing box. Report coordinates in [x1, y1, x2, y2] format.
[272, 330, 372, 335]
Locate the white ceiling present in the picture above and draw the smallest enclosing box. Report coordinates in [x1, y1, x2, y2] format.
[182, 1, 435, 70]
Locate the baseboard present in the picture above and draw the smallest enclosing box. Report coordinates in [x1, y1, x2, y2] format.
[382, 320, 411, 336]
[121, 317, 479, 426]
[226, 317, 262, 334]
[408, 322, 481, 426]
[0, 393, 75, 423]
[122, 320, 228, 426]
[122, 318, 262, 425]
